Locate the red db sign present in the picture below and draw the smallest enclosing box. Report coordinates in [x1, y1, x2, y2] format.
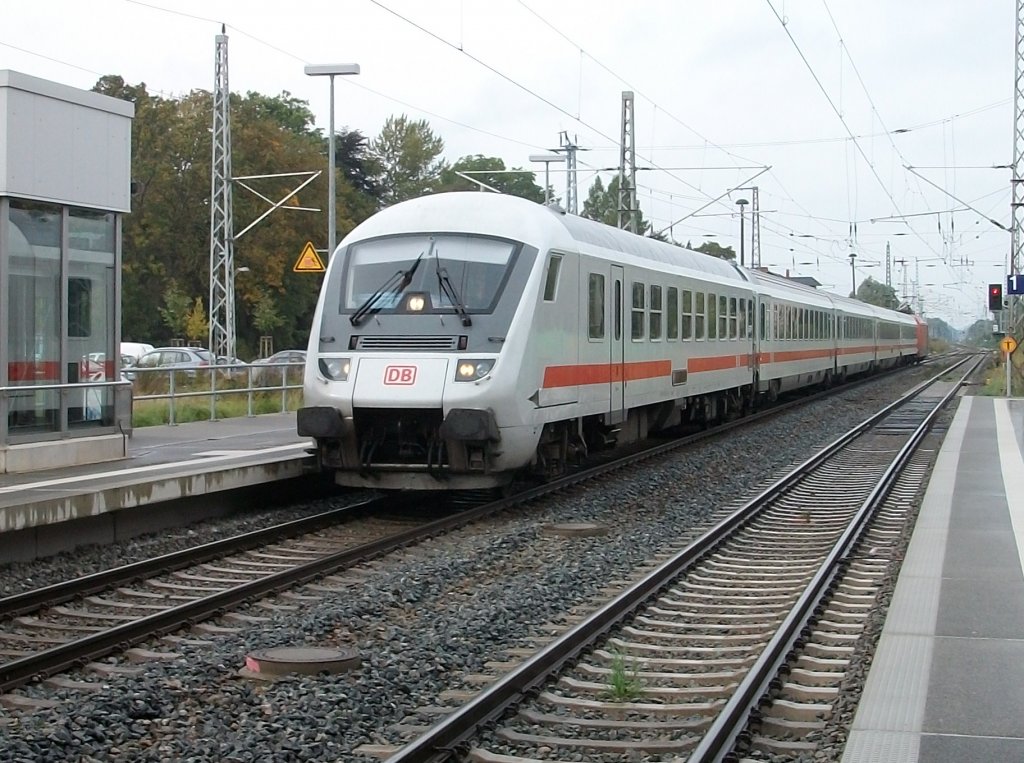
[383, 365, 417, 385]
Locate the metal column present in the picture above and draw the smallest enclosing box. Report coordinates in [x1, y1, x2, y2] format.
[208, 28, 236, 360]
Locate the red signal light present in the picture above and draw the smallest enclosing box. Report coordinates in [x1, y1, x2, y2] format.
[988, 283, 1004, 311]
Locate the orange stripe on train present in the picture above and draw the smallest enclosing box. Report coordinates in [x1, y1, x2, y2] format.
[542, 360, 671, 388]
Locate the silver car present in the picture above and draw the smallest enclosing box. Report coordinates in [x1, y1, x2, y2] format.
[124, 347, 214, 381]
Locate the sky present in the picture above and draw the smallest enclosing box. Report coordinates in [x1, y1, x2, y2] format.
[1, 0, 1017, 329]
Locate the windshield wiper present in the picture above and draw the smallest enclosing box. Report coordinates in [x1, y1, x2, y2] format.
[349, 252, 425, 326]
[433, 250, 472, 327]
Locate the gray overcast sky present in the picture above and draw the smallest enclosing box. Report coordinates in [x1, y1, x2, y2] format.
[2, 0, 1015, 328]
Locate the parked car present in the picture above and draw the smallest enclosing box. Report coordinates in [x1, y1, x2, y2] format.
[251, 350, 306, 386]
[124, 347, 214, 381]
[120, 342, 154, 364]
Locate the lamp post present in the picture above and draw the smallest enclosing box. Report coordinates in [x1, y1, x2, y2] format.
[304, 63, 360, 260]
[735, 198, 749, 267]
[529, 153, 564, 204]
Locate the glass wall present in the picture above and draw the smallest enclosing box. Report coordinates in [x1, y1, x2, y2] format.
[68, 209, 116, 429]
[7, 201, 61, 434]
[4, 201, 117, 437]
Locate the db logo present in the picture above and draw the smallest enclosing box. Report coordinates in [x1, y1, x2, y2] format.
[383, 365, 417, 385]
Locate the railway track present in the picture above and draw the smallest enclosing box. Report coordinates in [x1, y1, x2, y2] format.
[0, 359, 966, 713]
[378, 355, 980, 763]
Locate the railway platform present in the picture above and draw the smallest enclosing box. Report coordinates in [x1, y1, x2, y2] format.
[0, 414, 315, 563]
[843, 395, 1024, 762]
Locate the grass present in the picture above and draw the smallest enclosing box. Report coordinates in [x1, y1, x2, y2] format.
[977, 350, 1024, 396]
[605, 651, 643, 701]
[132, 390, 304, 427]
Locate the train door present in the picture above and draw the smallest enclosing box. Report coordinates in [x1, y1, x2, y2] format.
[609, 265, 625, 424]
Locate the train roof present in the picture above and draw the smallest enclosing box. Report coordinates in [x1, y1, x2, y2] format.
[746, 268, 917, 323]
[342, 192, 748, 284]
[555, 210, 745, 281]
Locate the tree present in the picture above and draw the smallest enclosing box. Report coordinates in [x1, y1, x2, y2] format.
[692, 241, 736, 260]
[964, 318, 1000, 348]
[94, 77, 380, 358]
[184, 297, 209, 343]
[855, 277, 899, 309]
[581, 175, 652, 234]
[160, 282, 191, 338]
[369, 115, 446, 207]
[437, 155, 545, 202]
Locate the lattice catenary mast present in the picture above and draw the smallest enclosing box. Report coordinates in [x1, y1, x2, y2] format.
[1010, 0, 1024, 388]
[208, 27, 236, 360]
[617, 91, 638, 233]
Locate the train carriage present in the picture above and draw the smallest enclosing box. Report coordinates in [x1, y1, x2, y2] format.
[299, 192, 927, 491]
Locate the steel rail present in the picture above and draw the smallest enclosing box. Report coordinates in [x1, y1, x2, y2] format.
[0, 498, 390, 618]
[381, 356, 976, 763]
[0, 359, 961, 696]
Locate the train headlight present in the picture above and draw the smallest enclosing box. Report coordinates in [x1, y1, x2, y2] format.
[406, 293, 427, 312]
[319, 357, 351, 381]
[455, 359, 494, 381]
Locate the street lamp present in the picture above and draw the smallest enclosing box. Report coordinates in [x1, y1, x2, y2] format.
[735, 198, 749, 267]
[529, 153, 564, 204]
[304, 63, 360, 260]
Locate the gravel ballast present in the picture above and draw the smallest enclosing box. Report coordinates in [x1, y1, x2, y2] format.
[0, 367, 952, 762]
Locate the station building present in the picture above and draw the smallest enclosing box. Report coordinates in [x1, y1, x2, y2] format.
[0, 70, 134, 473]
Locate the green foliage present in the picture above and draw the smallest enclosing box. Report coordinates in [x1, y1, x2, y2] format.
[963, 318, 1001, 349]
[581, 175, 653, 234]
[160, 282, 191, 337]
[855, 277, 899, 309]
[927, 316, 958, 343]
[437, 155, 545, 202]
[252, 290, 285, 335]
[185, 297, 208, 342]
[370, 115, 446, 206]
[693, 240, 736, 260]
[132, 390, 304, 427]
[92, 76, 378, 357]
[605, 651, 643, 701]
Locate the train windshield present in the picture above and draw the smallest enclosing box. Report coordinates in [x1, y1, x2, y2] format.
[343, 234, 516, 314]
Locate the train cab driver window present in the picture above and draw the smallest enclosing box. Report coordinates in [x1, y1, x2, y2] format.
[543, 255, 562, 301]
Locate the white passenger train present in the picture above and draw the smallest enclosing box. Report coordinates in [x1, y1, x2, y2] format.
[299, 192, 927, 491]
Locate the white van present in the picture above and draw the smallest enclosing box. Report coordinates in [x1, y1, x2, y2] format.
[120, 342, 154, 365]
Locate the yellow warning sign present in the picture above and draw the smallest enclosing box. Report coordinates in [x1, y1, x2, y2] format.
[1000, 336, 1017, 354]
[293, 241, 325, 273]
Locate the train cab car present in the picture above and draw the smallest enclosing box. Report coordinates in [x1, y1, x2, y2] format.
[299, 192, 928, 493]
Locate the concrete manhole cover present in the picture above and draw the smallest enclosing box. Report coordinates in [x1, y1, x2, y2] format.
[244, 646, 361, 676]
[541, 522, 610, 537]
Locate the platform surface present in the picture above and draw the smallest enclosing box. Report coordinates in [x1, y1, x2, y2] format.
[843, 395, 1024, 762]
[0, 413, 313, 543]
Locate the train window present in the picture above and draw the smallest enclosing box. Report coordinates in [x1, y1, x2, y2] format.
[729, 297, 738, 339]
[649, 285, 662, 340]
[68, 279, 92, 337]
[588, 273, 605, 339]
[543, 255, 562, 301]
[695, 292, 705, 339]
[681, 290, 693, 339]
[708, 293, 717, 339]
[667, 287, 679, 340]
[718, 296, 727, 339]
[631, 282, 645, 340]
[614, 280, 622, 340]
[760, 303, 767, 341]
